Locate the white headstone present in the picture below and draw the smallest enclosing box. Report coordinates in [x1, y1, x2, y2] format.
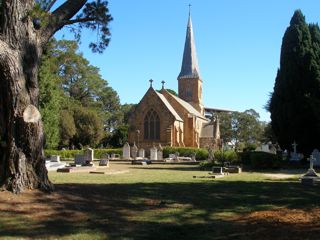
[85, 148, 94, 162]
[138, 148, 145, 158]
[150, 146, 158, 160]
[123, 142, 131, 159]
[50, 155, 60, 162]
[131, 143, 138, 159]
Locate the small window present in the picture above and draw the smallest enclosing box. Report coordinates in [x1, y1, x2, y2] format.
[144, 109, 160, 140]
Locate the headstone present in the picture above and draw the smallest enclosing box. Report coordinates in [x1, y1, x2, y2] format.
[122, 142, 131, 159]
[99, 159, 109, 167]
[50, 155, 60, 162]
[300, 154, 320, 185]
[207, 144, 214, 162]
[75, 154, 86, 165]
[138, 148, 145, 158]
[290, 141, 301, 161]
[191, 152, 196, 161]
[312, 149, 320, 166]
[85, 148, 94, 162]
[212, 167, 224, 175]
[131, 143, 138, 160]
[157, 144, 163, 160]
[150, 146, 158, 160]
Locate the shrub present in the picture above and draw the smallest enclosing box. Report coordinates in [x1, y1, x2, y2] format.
[163, 147, 208, 160]
[240, 151, 283, 169]
[45, 148, 122, 159]
[214, 150, 239, 164]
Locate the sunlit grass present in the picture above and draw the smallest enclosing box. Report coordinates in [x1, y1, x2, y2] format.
[1, 163, 317, 240]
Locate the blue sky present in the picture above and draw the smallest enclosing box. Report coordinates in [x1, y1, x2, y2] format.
[55, 0, 320, 121]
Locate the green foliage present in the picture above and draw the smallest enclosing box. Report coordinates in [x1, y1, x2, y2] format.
[39, 39, 124, 149]
[218, 109, 264, 149]
[106, 125, 128, 148]
[59, 110, 76, 146]
[163, 147, 208, 160]
[45, 148, 122, 159]
[239, 151, 283, 169]
[39, 46, 63, 148]
[269, 10, 320, 154]
[72, 106, 104, 147]
[214, 150, 239, 164]
[77, 0, 113, 53]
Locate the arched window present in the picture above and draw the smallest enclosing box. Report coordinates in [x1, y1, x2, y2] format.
[144, 109, 160, 140]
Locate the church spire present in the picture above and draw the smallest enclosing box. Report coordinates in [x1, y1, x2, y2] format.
[178, 7, 200, 79]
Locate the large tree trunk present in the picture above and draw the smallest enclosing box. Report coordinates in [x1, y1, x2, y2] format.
[0, 1, 53, 193]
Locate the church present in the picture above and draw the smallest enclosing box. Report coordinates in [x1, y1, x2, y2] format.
[128, 12, 221, 150]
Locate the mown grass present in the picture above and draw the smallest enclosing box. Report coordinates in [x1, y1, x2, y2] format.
[0, 163, 318, 240]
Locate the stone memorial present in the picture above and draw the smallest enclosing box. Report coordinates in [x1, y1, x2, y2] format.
[84, 148, 95, 166]
[122, 142, 131, 159]
[191, 152, 196, 161]
[150, 145, 158, 160]
[290, 141, 301, 161]
[138, 148, 145, 158]
[50, 155, 60, 162]
[75, 154, 86, 165]
[45, 155, 66, 171]
[131, 143, 138, 160]
[157, 144, 163, 161]
[300, 154, 320, 185]
[99, 159, 109, 167]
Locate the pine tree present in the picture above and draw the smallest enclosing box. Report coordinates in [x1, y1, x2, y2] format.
[269, 10, 320, 154]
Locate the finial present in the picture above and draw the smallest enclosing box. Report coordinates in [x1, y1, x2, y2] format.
[149, 79, 153, 87]
[161, 80, 165, 89]
[188, 4, 192, 16]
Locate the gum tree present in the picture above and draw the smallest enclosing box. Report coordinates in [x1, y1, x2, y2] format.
[0, 0, 112, 193]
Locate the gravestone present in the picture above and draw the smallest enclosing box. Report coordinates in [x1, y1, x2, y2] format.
[75, 154, 86, 165]
[191, 152, 196, 161]
[312, 149, 320, 166]
[99, 159, 109, 167]
[138, 148, 145, 158]
[150, 146, 158, 160]
[86, 148, 94, 160]
[122, 142, 131, 159]
[131, 143, 138, 160]
[290, 141, 301, 161]
[50, 155, 60, 162]
[300, 154, 320, 185]
[157, 144, 163, 160]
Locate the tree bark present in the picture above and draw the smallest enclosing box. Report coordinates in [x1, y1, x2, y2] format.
[0, 0, 53, 193]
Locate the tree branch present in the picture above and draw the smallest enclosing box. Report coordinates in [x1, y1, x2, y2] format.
[41, 0, 88, 43]
[46, 0, 58, 11]
[63, 17, 95, 26]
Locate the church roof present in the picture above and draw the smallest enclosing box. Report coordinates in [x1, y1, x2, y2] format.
[155, 91, 183, 122]
[178, 12, 201, 79]
[167, 92, 207, 120]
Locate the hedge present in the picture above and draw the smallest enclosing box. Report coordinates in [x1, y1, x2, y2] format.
[45, 148, 122, 159]
[239, 151, 283, 169]
[163, 147, 208, 160]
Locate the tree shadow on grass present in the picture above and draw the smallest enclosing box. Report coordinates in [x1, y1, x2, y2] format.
[1, 181, 320, 239]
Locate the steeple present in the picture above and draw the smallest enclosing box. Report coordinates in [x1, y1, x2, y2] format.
[178, 9, 200, 79]
[177, 8, 204, 115]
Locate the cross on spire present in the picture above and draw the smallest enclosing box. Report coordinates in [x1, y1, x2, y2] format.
[161, 80, 165, 89]
[188, 4, 192, 15]
[149, 79, 153, 87]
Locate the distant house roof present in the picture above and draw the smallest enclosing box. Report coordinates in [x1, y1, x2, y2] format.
[177, 12, 201, 80]
[155, 90, 183, 122]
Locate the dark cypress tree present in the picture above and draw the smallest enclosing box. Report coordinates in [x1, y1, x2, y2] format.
[269, 10, 320, 154]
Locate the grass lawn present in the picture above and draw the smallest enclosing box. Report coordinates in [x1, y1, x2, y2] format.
[0, 162, 319, 240]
